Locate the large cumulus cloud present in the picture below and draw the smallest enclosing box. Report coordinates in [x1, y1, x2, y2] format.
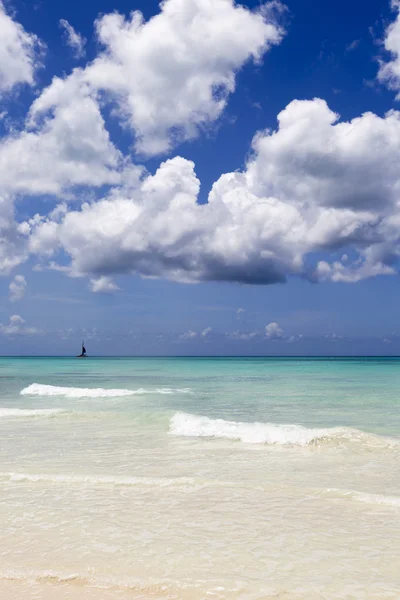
[0, 1, 42, 94]
[3, 0, 400, 289]
[0, 82, 122, 196]
[85, 0, 284, 155]
[28, 99, 400, 285]
[31, 0, 284, 157]
[0, 0, 283, 273]
[0, 74, 123, 273]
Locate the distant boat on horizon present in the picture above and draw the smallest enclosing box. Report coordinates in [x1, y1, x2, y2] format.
[77, 341, 87, 358]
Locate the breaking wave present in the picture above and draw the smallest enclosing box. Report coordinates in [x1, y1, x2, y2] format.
[20, 383, 192, 398]
[0, 408, 66, 419]
[169, 412, 400, 449]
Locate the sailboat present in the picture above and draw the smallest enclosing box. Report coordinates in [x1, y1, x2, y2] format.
[77, 341, 87, 358]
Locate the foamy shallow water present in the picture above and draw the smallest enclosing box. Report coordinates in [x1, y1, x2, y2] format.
[1, 357, 400, 599]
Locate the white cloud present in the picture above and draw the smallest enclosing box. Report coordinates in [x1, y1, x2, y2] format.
[9, 274, 27, 301]
[315, 259, 394, 283]
[0, 0, 285, 277]
[0, 1, 43, 94]
[265, 322, 284, 339]
[377, 1, 400, 94]
[1, 0, 399, 291]
[287, 334, 302, 343]
[201, 326, 212, 337]
[74, 0, 283, 156]
[180, 330, 197, 340]
[0, 75, 122, 197]
[29, 156, 201, 278]
[324, 333, 343, 341]
[27, 98, 400, 286]
[237, 308, 246, 315]
[0, 314, 39, 335]
[229, 330, 259, 340]
[90, 276, 119, 293]
[0, 71, 125, 275]
[0, 195, 29, 274]
[59, 19, 86, 58]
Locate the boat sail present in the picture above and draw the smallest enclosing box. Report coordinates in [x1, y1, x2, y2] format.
[77, 341, 87, 358]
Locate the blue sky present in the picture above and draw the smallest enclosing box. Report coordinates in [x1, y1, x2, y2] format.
[1, 0, 400, 355]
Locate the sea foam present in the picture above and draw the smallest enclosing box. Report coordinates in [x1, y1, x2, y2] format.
[0, 569, 196, 596]
[20, 383, 192, 398]
[352, 492, 400, 507]
[169, 411, 399, 448]
[0, 472, 197, 488]
[325, 488, 400, 508]
[0, 408, 66, 419]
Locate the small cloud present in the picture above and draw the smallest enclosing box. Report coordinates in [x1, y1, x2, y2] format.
[265, 322, 284, 340]
[90, 277, 119, 294]
[9, 275, 27, 302]
[229, 330, 259, 340]
[0, 315, 40, 336]
[324, 333, 343, 341]
[383, 337, 392, 344]
[180, 330, 197, 340]
[237, 308, 246, 316]
[346, 39, 360, 52]
[9, 315, 23, 326]
[59, 327, 74, 340]
[287, 334, 303, 343]
[201, 327, 212, 338]
[81, 327, 99, 341]
[59, 19, 86, 58]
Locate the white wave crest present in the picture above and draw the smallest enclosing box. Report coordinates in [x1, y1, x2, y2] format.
[0, 408, 66, 419]
[169, 412, 334, 445]
[169, 412, 399, 448]
[20, 383, 192, 398]
[0, 472, 196, 488]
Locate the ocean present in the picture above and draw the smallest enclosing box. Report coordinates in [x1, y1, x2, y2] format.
[0, 356, 399, 599]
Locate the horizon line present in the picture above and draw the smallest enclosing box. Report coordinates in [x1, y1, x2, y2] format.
[1, 354, 400, 359]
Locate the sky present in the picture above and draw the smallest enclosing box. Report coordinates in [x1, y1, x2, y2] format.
[1, 0, 400, 355]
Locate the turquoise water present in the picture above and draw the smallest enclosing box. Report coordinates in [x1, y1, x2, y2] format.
[1, 356, 400, 434]
[0, 357, 399, 599]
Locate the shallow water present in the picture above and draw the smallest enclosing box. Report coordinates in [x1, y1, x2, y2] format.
[0, 357, 399, 599]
